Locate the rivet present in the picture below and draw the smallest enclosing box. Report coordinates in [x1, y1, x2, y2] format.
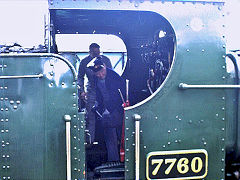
[1, 108, 3, 111]
[74, 168, 77, 171]
[10, 100, 14, 104]
[2, 140, 4, 143]
[222, 66, 226, 69]
[216, 114, 219, 117]
[74, 125, 77, 128]
[50, 72, 54, 76]
[174, 128, 177, 131]
[74, 147, 77, 150]
[222, 107, 225, 110]
[126, 169, 129, 172]
[4, 87, 7, 89]
[204, 142, 207, 146]
[221, 158, 224, 162]
[140, 130, 143, 133]
[73, 93, 76, 96]
[73, 115, 77, 118]
[132, 132, 135, 134]
[74, 157, 77, 160]
[126, 138, 129, 141]
[0, 87, 3, 89]
[7, 166, 9, 169]
[222, 76, 226, 79]
[221, 169, 224, 172]
[1, 130, 4, 133]
[175, 140, 178, 143]
[168, 142, 171, 145]
[6, 119, 8, 122]
[3, 65, 7, 68]
[176, 116, 179, 118]
[144, 146, 147, 149]
[222, 128, 225, 131]
[6, 155, 9, 158]
[13, 105, 17, 109]
[189, 120, 192, 124]
[222, 45, 226, 48]
[202, 49, 205, 52]
[1, 119, 3, 122]
[16, 101, 20, 104]
[5, 98, 8, 100]
[178, 140, 182, 143]
[5, 108, 8, 111]
[222, 118, 225, 121]
[222, 97, 225, 100]
[2, 144, 5, 147]
[3, 166, 6, 169]
[222, 138, 225, 141]
[222, 148, 224, 152]
[126, 149, 129, 151]
[202, 138, 205, 141]
[222, 55, 226, 58]
[126, 159, 129, 162]
[132, 143, 135, 146]
[168, 130, 171, 133]
[0, 98, 3, 100]
[5, 130, 8, 133]
[163, 145, 166, 148]
[126, 116, 129, 119]
[80, 126, 83, 129]
[74, 136, 76, 139]
[155, 116, 158, 119]
[126, 128, 129, 130]
[73, 82, 76, 85]
[73, 104, 76, 107]
[186, 49, 190, 52]
[2, 155, 5, 158]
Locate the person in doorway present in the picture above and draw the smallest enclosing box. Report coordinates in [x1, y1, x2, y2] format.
[90, 58, 125, 162]
[77, 43, 112, 143]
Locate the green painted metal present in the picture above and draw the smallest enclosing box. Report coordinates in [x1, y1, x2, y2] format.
[121, 2, 226, 180]
[48, 0, 225, 10]
[0, 54, 84, 180]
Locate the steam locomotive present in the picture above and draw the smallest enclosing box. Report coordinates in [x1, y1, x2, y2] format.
[1, 0, 239, 179]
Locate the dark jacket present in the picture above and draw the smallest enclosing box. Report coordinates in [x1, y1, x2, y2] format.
[96, 68, 126, 114]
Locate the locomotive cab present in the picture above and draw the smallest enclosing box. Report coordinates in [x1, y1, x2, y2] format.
[50, 8, 175, 179]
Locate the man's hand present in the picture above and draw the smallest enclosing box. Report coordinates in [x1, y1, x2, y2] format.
[80, 92, 87, 100]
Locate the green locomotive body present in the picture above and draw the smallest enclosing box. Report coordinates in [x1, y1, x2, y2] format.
[1, 0, 239, 179]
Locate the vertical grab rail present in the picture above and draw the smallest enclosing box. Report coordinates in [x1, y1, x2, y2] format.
[64, 115, 72, 180]
[133, 114, 141, 180]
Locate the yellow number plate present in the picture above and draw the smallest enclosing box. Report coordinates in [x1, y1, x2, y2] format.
[146, 149, 208, 180]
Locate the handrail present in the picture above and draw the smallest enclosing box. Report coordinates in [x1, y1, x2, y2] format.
[0, 74, 43, 79]
[133, 114, 141, 180]
[64, 115, 72, 180]
[0, 53, 77, 81]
